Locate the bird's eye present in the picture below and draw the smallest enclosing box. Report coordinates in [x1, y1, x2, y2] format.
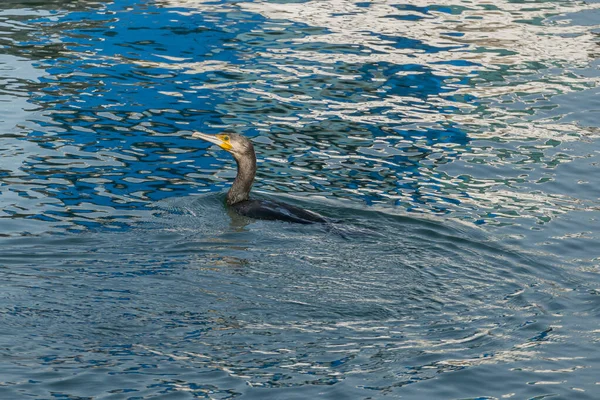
[223, 135, 230, 141]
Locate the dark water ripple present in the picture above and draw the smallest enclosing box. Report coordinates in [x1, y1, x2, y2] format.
[0, 206, 589, 398]
[0, 0, 599, 399]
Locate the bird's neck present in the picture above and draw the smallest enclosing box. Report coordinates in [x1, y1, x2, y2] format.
[227, 149, 256, 205]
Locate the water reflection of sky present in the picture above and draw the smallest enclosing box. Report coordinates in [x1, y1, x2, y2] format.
[0, 0, 598, 241]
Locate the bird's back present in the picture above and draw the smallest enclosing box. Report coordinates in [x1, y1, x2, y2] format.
[232, 199, 327, 224]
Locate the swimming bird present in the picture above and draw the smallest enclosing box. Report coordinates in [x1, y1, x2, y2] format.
[191, 132, 327, 224]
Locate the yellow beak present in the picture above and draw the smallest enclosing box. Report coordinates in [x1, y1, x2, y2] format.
[191, 132, 232, 151]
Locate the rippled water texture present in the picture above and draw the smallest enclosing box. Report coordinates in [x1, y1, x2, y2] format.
[1, 0, 600, 399]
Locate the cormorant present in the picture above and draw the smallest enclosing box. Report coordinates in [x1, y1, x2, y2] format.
[191, 132, 327, 224]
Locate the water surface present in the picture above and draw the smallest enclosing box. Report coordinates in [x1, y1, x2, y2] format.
[0, 0, 599, 398]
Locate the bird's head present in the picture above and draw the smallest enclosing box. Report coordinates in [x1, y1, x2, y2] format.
[191, 132, 254, 159]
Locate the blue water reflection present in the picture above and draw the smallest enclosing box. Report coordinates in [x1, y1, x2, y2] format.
[18, 0, 481, 232]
